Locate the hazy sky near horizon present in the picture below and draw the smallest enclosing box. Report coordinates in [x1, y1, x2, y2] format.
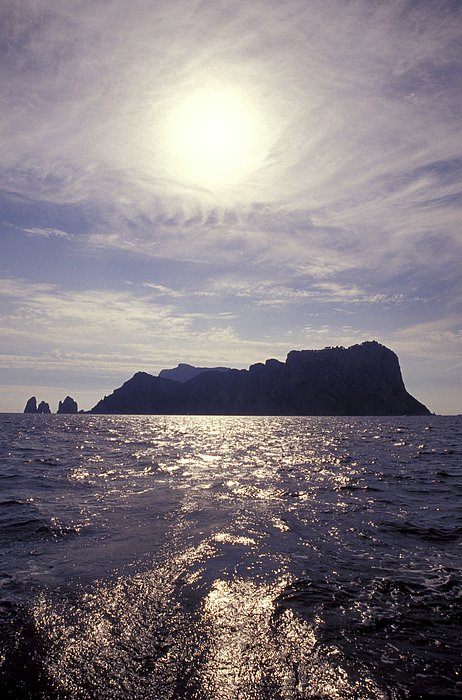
[1, 0, 462, 414]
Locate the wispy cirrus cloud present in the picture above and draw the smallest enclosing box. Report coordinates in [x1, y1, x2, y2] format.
[24, 226, 70, 238]
[1, 0, 460, 287]
[0, 277, 289, 373]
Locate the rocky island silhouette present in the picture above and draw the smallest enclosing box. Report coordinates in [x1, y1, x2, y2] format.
[89, 341, 430, 416]
[24, 396, 78, 414]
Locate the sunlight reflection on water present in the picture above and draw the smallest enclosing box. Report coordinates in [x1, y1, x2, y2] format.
[35, 543, 388, 700]
[1, 414, 461, 698]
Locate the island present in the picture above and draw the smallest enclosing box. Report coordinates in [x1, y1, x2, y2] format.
[90, 341, 430, 415]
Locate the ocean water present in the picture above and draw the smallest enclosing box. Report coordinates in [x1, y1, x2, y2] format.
[0, 414, 461, 700]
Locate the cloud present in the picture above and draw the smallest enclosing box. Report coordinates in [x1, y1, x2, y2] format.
[24, 226, 70, 238]
[0, 277, 292, 373]
[1, 0, 460, 280]
[142, 283, 183, 297]
[391, 315, 462, 362]
[2, 0, 460, 205]
[204, 277, 411, 308]
[0, 277, 191, 357]
[0, 273, 413, 380]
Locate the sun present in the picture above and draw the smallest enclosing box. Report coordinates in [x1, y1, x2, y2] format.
[163, 88, 266, 190]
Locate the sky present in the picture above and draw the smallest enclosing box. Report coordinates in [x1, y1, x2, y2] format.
[1, 0, 462, 415]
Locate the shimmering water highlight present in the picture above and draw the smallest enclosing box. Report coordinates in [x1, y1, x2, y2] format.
[0, 414, 461, 698]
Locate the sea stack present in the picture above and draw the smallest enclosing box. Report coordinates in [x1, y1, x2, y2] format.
[57, 396, 78, 414]
[24, 397, 52, 413]
[24, 397, 38, 413]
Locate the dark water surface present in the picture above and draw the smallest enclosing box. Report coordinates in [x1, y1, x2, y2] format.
[0, 414, 461, 699]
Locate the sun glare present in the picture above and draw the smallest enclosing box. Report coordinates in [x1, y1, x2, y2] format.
[164, 88, 266, 190]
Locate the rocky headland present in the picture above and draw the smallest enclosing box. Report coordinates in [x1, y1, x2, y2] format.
[90, 341, 431, 416]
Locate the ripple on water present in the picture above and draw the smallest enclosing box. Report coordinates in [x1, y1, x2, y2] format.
[0, 414, 461, 698]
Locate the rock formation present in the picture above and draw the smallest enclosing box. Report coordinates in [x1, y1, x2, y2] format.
[57, 396, 78, 414]
[24, 397, 38, 413]
[158, 363, 231, 383]
[90, 341, 431, 416]
[24, 397, 51, 413]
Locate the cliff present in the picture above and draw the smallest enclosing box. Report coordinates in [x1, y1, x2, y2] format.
[90, 342, 430, 416]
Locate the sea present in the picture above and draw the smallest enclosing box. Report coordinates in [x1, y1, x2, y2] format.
[0, 413, 461, 700]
